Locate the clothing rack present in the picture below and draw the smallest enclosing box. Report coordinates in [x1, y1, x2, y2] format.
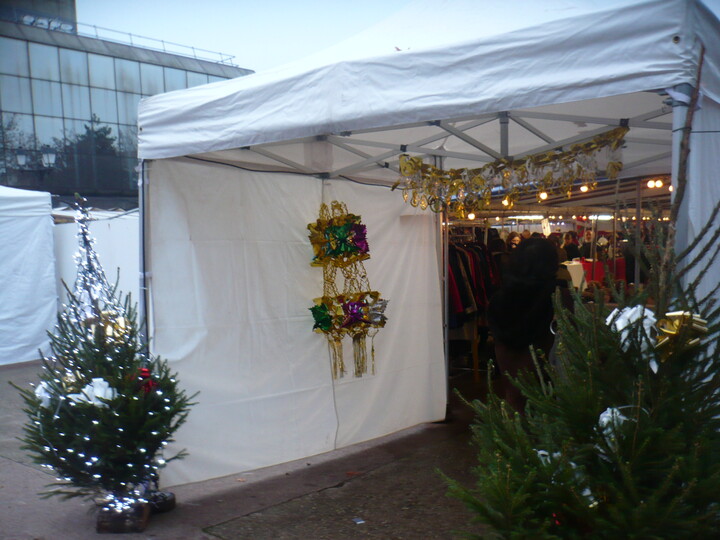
[447, 235, 499, 381]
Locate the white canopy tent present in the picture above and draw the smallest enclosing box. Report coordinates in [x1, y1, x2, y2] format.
[0, 186, 56, 366]
[138, 0, 720, 485]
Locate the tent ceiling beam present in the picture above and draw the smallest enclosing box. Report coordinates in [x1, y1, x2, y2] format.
[331, 148, 400, 176]
[332, 116, 496, 153]
[513, 110, 671, 131]
[437, 120, 503, 160]
[514, 125, 623, 158]
[633, 107, 673, 121]
[248, 147, 315, 174]
[326, 135, 493, 165]
[623, 150, 673, 169]
[325, 137, 400, 174]
[510, 115, 556, 144]
[329, 117, 502, 176]
[400, 146, 494, 163]
[251, 135, 319, 148]
[332, 112, 499, 137]
[623, 136, 672, 146]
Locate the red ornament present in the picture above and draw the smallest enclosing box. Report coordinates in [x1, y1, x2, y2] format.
[138, 367, 158, 393]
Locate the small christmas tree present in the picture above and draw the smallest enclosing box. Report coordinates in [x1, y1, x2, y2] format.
[14, 198, 194, 532]
[446, 88, 720, 537]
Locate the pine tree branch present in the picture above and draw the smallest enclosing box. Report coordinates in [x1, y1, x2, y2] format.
[675, 199, 720, 262]
[676, 222, 720, 280]
[684, 241, 720, 312]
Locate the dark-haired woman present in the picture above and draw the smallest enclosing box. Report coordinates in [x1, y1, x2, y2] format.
[506, 231, 521, 251]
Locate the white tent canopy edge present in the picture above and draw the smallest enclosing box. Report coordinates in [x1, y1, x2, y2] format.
[137, 0, 716, 161]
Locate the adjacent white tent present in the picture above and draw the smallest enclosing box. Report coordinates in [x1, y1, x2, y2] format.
[53, 209, 140, 308]
[0, 186, 56, 366]
[138, 0, 720, 485]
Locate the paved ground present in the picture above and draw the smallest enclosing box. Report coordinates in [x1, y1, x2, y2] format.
[1, 360, 488, 539]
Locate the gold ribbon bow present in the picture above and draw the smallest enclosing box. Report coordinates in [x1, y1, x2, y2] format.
[655, 311, 708, 355]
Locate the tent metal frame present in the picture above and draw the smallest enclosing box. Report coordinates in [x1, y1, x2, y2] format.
[226, 106, 673, 186]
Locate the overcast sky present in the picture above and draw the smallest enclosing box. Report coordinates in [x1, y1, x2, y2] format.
[75, 0, 413, 73]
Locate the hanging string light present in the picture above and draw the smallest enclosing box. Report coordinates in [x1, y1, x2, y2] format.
[392, 126, 628, 214]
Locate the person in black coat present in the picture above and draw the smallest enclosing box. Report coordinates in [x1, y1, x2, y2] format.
[487, 237, 571, 411]
[562, 231, 581, 260]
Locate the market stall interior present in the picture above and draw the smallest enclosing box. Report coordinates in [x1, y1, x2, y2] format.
[444, 176, 673, 383]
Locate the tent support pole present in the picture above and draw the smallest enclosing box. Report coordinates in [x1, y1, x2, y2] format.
[669, 82, 694, 285]
[500, 111, 509, 158]
[435, 154, 450, 417]
[442, 207, 451, 415]
[635, 181, 642, 286]
[138, 160, 149, 354]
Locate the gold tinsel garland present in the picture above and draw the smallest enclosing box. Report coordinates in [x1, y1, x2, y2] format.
[393, 126, 629, 213]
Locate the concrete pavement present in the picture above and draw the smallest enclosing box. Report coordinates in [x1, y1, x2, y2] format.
[1, 360, 486, 539]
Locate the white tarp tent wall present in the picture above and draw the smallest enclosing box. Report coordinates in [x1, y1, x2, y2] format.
[138, 0, 720, 485]
[53, 209, 140, 308]
[0, 186, 56, 366]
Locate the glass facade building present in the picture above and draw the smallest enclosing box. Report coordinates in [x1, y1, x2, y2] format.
[0, 8, 251, 208]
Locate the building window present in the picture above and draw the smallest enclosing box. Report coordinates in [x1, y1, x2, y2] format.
[2, 112, 35, 149]
[88, 54, 116, 90]
[64, 118, 87, 140]
[187, 71, 209, 88]
[116, 92, 142, 125]
[140, 63, 164, 95]
[118, 124, 138, 156]
[34, 115, 64, 147]
[163, 67, 186, 92]
[115, 58, 141, 93]
[90, 88, 119, 124]
[1, 75, 33, 113]
[59, 49, 89, 85]
[31, 79, 63, 117]
[61, 83, 91, 119]
[0, 37, 30, 77]
[29, 43, 60, 81]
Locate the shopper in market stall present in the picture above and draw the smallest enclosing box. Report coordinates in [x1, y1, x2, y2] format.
[580, 229, 595, 258]
[506, 231, 521, 250]
[562, 231, 581, 260]
[487, 237, 572, 411]
[490, 238, 511, 280]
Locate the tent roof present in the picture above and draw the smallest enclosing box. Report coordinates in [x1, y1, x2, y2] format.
[0, 186, 51, 217]
[138, 0, 720, 192]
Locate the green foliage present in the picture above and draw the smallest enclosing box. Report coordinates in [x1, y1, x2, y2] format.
[448, 214, 720, 537]
[14, 294, 195, 501]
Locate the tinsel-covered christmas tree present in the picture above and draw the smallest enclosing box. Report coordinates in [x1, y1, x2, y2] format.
[446, 91, 720, 537]
[14, 198, 194, 529]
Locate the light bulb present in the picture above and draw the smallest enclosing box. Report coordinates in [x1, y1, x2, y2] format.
[580, 185, 589, 193]
[467, 212, 476, 220]
[539, 191, 548, 200]
[502, 198, 509, 206]
[655, 179, 663, 188]
[669, 185, 674, 192]
[647, 179, 656, 188]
